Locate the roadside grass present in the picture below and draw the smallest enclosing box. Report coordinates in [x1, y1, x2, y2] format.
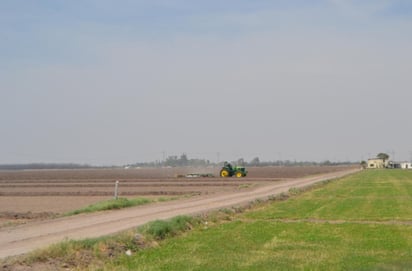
[139, 215, 200, 240]
[2, 216, 201, 270]
[5, 170, 412, 270]
[65, 196, 181, 216]
[16, 230, 149, 270]
[65, 198, 152, 216]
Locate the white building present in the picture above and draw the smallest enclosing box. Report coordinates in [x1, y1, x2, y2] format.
[387, 161, 412, 169]
[400, 162, 412, 169]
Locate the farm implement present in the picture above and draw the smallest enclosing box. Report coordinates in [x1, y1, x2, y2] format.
[182, 162, 247, 178]
[185, 173, 214, 178]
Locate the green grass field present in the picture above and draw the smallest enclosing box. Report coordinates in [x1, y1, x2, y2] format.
[248, 170, 412, 221]
[102, 170, 412, 271]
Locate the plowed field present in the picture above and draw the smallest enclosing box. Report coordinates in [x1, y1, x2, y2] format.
[0, 166, 355, 220]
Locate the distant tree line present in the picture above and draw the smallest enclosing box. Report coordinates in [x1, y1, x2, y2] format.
[0, 154, 357, 170]
[128, 154, 356, 168]
[233, 157, 353, 167]
[0, 163, 96, 170]
[131, 153, 211, 168]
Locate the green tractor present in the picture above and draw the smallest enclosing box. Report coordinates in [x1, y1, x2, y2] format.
[220, 161, 248, 178]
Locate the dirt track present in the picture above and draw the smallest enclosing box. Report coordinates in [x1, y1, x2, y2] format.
[0, 168, 360, 259]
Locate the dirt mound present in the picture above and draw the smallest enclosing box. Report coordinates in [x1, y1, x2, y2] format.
[0, 211, 56, 220]
[0, 212, 57, 229]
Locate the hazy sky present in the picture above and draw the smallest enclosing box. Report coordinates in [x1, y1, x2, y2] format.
[1, 0, 412, 165]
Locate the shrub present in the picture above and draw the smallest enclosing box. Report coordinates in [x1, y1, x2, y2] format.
[143, 216, 194, 240]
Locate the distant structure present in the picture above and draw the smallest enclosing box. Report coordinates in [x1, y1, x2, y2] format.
[400, 162, 412, 169]
[367, 158, 388, 169]
[387, 161, 412, 169]
[367, 157, 412, 170]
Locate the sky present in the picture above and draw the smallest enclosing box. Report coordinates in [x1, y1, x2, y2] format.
[1, 0, 412, 165]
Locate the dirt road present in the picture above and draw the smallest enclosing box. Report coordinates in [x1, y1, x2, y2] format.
[0, 169, 359, 259]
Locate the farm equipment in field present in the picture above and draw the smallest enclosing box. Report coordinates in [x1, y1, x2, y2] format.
[219, 161, 247, 178]
[185, 173, 214, 178]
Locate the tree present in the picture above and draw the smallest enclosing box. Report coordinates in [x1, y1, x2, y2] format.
[250, 157, 260, 166]
[376, 153, 389, 162]
[180, 153, 188, 166]
[164, 155, 179, 167]
[322, 160, 332, 166]
[237, 158, 245, 166]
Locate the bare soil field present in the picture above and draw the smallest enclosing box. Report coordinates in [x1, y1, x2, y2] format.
[0, 166, 355, 224]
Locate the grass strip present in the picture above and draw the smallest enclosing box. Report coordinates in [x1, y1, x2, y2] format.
[65, 197, 152, 216]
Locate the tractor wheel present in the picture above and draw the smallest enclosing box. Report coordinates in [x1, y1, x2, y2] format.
[235, 171, 243, 178]
[220, 169, 230, 177]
